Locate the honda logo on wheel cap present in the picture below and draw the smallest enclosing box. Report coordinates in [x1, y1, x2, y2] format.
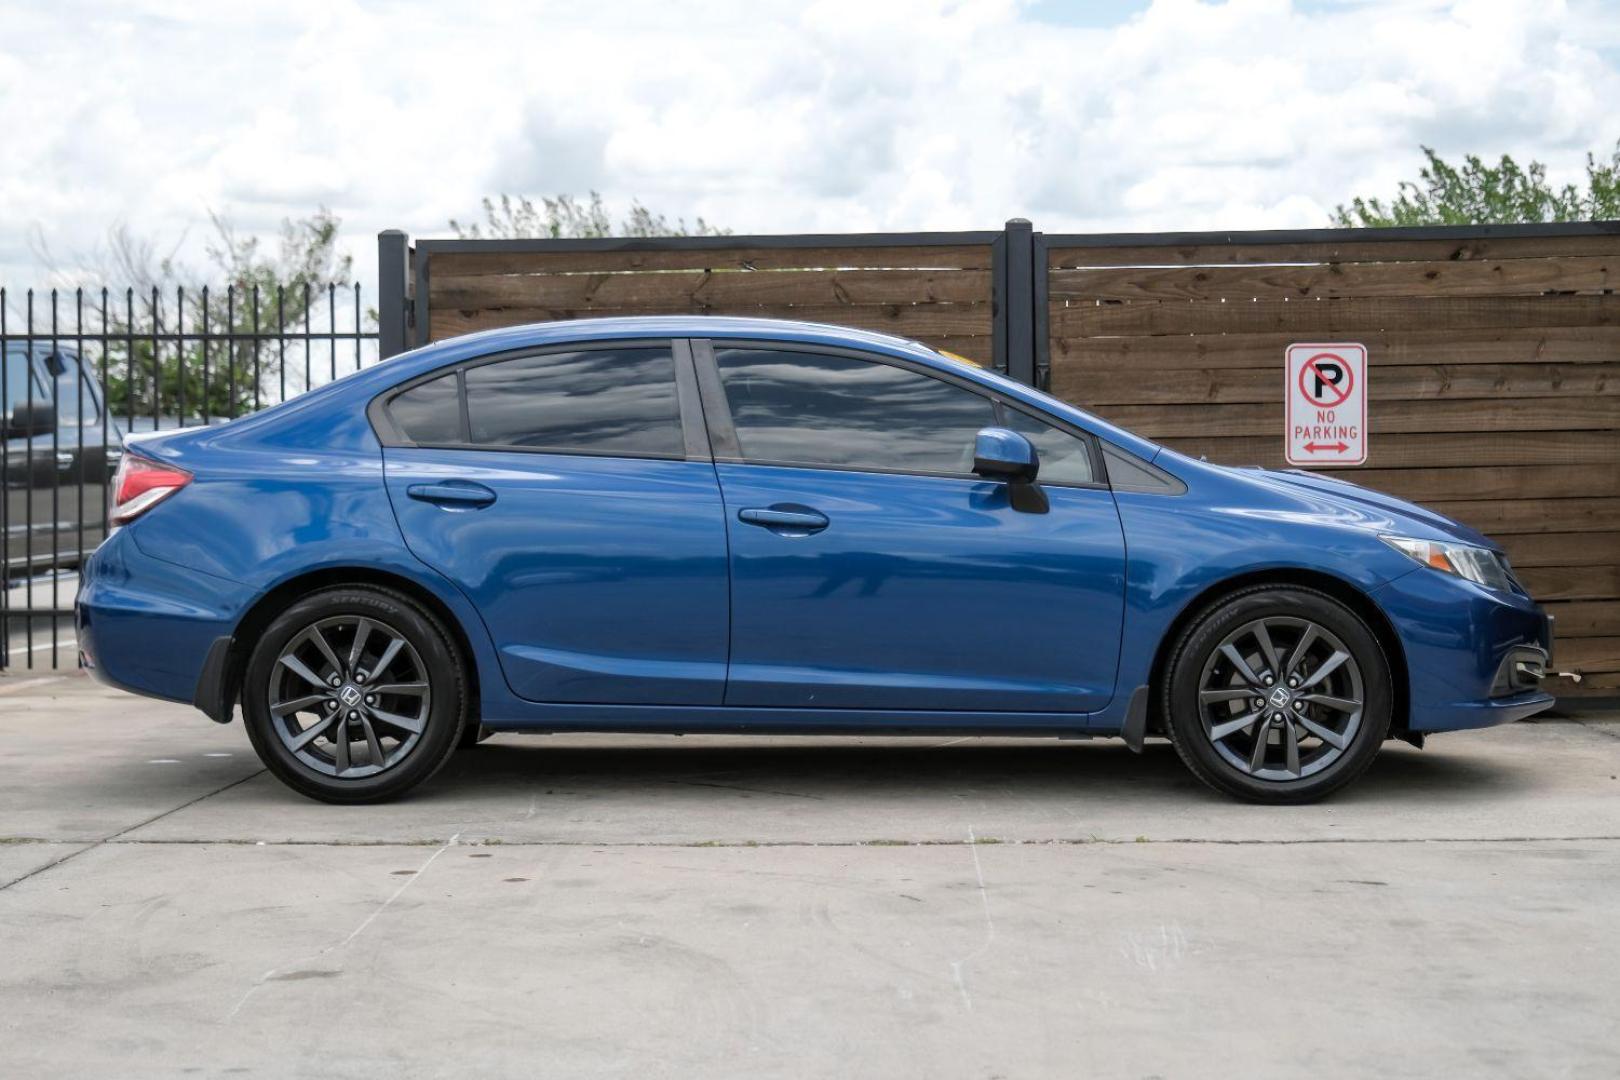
[340, 685, 362, 706]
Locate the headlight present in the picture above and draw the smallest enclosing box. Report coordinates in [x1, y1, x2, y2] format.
[1380, 535, 1518, 593]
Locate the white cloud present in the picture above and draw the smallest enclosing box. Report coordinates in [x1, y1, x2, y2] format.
[2, 0, 1619, 291]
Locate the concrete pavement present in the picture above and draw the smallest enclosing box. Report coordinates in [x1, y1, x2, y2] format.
[2, 674, 1618, 1078]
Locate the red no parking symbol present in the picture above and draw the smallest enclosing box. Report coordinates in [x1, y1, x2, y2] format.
[1298, 352, 1354, 408]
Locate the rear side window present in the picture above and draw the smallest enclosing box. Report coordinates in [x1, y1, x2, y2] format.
[388, 372, 461, 444]
[463, 347, 683, 457]
[715, 348, 994, 475]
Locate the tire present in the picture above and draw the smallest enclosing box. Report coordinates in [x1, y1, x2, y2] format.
[242, 585, 469, 803]
[1161, 585, 1392, 803]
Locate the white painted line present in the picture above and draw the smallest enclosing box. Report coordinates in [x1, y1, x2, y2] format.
[147, 759, 181, 765]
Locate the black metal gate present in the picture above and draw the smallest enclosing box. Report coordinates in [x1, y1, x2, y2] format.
[0, 285, 378, 669]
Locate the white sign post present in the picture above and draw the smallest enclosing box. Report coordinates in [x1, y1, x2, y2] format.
[1285, 343, 1367, 466]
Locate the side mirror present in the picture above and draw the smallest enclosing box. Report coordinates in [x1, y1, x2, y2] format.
[6, 401, 56, 438]
[972, 426, 1048, 513]
[973, 427, 1039, 482]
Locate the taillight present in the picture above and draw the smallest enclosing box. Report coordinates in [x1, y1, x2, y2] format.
[110, 453, 192, 525]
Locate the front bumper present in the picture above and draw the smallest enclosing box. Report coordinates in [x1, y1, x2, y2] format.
[1371, 567, 1556, 732]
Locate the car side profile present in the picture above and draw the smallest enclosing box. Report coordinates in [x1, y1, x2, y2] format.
[75, 316, 1555, 803]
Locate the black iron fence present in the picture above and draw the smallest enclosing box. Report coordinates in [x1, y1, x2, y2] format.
[1, 283, 378, 669]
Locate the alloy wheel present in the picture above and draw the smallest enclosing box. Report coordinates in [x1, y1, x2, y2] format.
[266, 615, 432, 779]
[1196, 616, 1364, 782]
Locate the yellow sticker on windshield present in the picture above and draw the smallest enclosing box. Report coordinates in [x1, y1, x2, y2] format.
[936, 349, 983, 368]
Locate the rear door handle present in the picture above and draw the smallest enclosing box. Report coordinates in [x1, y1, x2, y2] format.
[738, 506, 829, 535]
[406, 481, 497, 508]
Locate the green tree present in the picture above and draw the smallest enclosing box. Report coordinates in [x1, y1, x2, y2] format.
[1332, 144, 1620, 227]
[92, 208, 354, 420]
[450, 191, 727, 239]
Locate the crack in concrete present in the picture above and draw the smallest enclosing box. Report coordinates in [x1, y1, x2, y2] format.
[4, 833, 1620, 850]
[0, 768, 266, 892]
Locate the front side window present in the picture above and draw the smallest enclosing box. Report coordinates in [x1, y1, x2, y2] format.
[998, 406, 1096, 486]
[465, 347, 683, 457]
[715, 348, 994, 476]
[1, 349, 46, 415]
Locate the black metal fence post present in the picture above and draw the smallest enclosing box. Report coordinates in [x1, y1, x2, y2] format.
[995, 218, 1038, 387]
[378, 230, 411, 359]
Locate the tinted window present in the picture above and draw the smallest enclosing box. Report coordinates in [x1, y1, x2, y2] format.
[1000, 407, 1096, 485]
[465, 347, 683, 457]
[715, 348, 993, 475]
[1, 349, 45, 413]
[48, 354, 101, 424]
[389, 372, 461, 444]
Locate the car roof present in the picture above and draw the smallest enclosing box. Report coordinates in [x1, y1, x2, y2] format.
[410, 314, 943, 363]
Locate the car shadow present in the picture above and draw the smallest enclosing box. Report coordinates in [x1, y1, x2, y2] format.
[423, 735, 1533, 805]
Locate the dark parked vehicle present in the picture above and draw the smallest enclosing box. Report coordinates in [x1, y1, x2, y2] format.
[2, 343, 123, 581]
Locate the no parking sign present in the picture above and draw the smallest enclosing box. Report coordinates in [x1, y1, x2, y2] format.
[1285, 343, 1367, 466]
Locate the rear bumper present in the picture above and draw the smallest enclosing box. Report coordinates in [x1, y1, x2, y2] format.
[1373, 568, 1556, 733]
[75, 528, 253, 708]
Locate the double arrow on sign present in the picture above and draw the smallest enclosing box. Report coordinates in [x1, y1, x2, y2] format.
[1302, 441, 1350, 453]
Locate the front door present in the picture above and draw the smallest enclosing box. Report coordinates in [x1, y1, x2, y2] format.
[381, 341, 729, 705]
[701, 342, 1126, 714]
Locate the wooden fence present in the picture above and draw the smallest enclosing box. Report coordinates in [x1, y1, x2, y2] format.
[1044, 229, 1620, 694]
[397, 233, 1001, 367]
[379, 222, 1620, 695]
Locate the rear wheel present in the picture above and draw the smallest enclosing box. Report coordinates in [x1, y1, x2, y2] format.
[1162, 586, 1391, 803]
[242, 586, 468, 803]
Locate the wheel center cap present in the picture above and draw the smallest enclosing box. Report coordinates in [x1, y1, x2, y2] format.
[1268, 686, 1292, 709]
[338, 684, 363, 707]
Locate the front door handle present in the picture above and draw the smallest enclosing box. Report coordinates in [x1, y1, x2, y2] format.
[406, 481, 497, 508]
[738, 505, 829, 535]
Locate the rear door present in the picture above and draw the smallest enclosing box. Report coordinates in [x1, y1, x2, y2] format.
[379, 340, 730, 706]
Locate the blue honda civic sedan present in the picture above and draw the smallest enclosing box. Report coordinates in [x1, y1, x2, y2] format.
[76, 316, 1554, 803]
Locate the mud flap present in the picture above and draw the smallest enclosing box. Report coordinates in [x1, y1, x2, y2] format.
[1120, 685, 1150, 753]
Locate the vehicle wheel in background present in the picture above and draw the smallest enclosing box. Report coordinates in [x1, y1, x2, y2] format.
[1161, 585, 1392, 803]
[242, 586, 468, 803]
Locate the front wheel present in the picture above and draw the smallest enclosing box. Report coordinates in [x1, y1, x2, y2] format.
[242, 586, 469, 803]
[1162, 586, 1392, 803]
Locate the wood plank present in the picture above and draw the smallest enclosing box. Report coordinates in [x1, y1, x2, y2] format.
[1056, 362, 1620, 406]
[1048, 326, 1620, 371]
[431, 268, 993, 309]
[1050, 256, 1619, 302]
[1052, 294, 1620, 338]
[1551, 637, 1620, 672]
[1091, 398, 1618, 437]
[429, 303, 993, 342]
[1569, 671, 1620, 689]
[1516, 565, 1620, 602]
[1151, 432, 1618, 469]
[1313, 466, 1620, 503]
[1498, 533, 1620, 568]
[1543, 600, 1620, 636]
[432, 245, 994, 277]
[1427, 498, 1620, 536]
[1047, 234, 1620, 268]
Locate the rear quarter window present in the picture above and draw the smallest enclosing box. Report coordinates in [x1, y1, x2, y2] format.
[388, 372, 462, 444]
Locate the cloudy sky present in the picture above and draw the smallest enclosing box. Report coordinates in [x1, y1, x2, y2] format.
[4, 0, 1620, 291]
